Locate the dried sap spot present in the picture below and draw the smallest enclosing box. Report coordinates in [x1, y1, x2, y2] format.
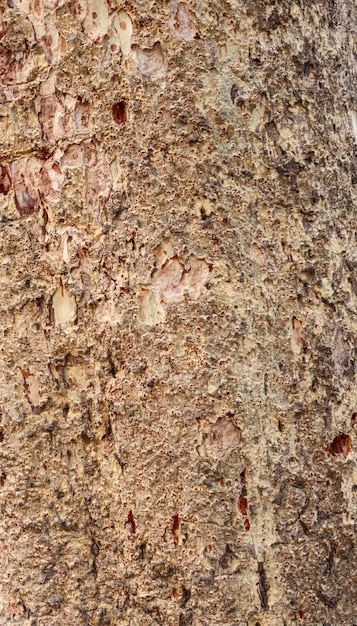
[0, 165, 11, 195]
[328, 433, 352, 459]
[112, 100, 128, 124]
[135, 42, 167, 81]
[204, 416, 241, 459]
[52, 282, 76, 326]
[169, 1, 198, 41]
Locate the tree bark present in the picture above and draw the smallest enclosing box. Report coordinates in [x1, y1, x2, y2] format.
[0, 0, 356, 624]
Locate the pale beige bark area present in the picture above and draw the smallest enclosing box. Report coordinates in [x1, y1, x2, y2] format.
[0, 0, 357, 624]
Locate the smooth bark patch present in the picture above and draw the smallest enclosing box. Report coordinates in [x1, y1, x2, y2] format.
[135, 42, 167, 81]
[52, 284, 76, 325]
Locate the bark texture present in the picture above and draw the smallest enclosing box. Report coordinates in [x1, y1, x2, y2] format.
[0, 0, 357, 624]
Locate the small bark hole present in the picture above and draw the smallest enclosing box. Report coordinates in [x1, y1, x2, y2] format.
[231, 83, 238, 104]
[172, 513, 180, 547]
[112, 101, 128, 124]
[126, 509, 136, 533]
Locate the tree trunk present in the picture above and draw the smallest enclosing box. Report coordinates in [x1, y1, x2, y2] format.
[0, 0, 356, 624]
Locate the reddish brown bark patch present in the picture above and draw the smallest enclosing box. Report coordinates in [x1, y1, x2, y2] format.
[172, 514, 180, 547]
[112, 101, 128, 124]
[0, 165, 11, 195]
[14, 185, 36, 215]
[126, 510, 136, 534]
[238, 495, 248, 516]
[204, 416, 241, 459]
[328, 433, 352, 459]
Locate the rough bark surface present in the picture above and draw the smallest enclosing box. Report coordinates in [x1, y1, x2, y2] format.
[0, 0, 357, 624]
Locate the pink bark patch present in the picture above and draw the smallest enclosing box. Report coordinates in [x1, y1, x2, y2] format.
[204, 417, 241, 459]
[84, 143, 112, 218]
[39, 96, 67, 143]
[140, 254, 209, 324]
[136, 43, 167, 81]
[0, 165, 11, 195]
[11, 157, 42, 215]
[169, 1, 198, 41]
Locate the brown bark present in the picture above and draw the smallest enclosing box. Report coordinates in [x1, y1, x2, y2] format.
[0, 0, 356, 624]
